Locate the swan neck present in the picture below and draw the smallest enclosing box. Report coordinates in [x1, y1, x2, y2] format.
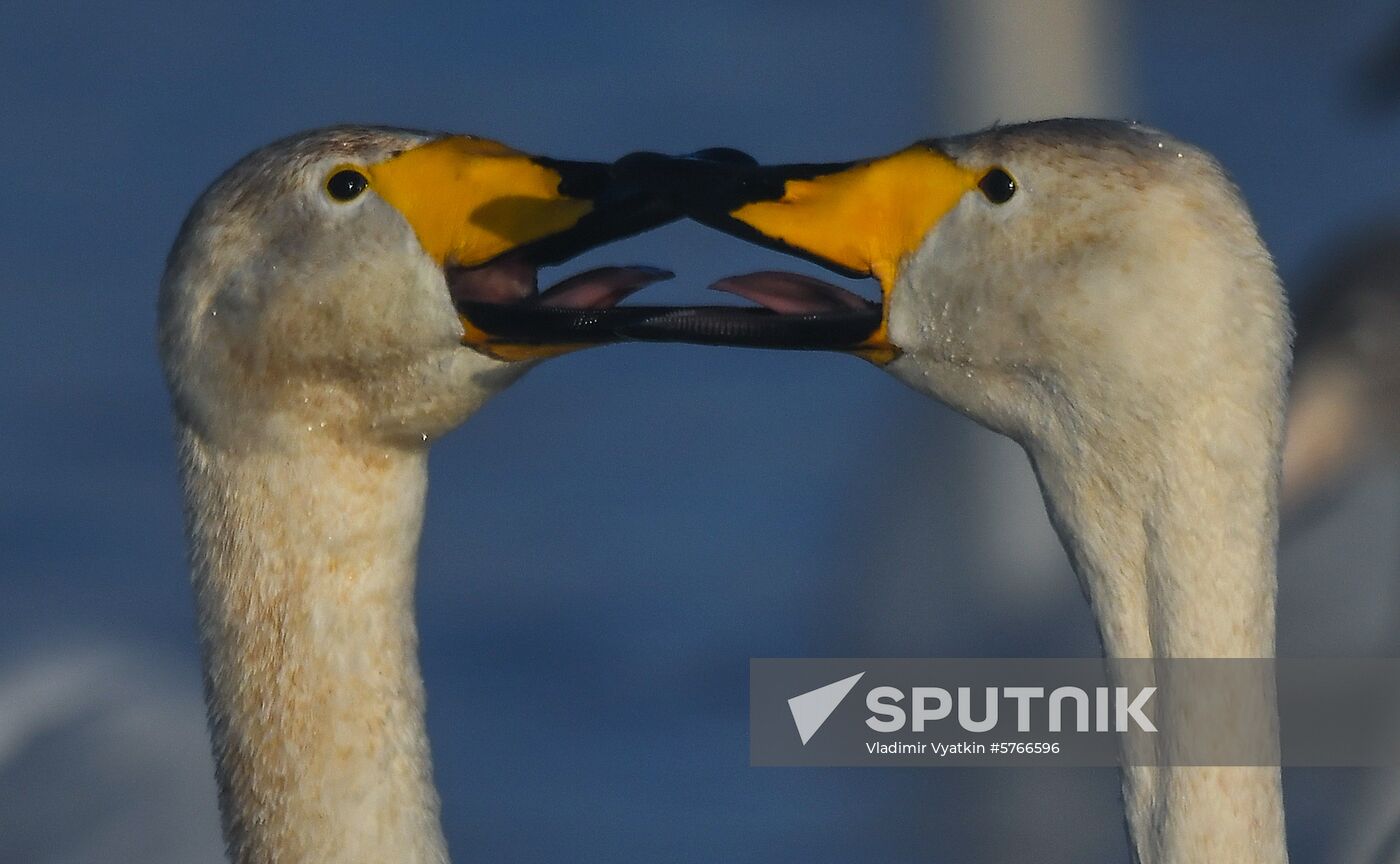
[178, 425, 448, 864]
[1031, 422, 1287, 864]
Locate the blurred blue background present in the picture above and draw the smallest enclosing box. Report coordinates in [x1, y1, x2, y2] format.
[3, 1, 1400, 862]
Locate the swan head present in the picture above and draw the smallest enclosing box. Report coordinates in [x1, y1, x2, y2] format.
[159, 125, 675, 449]
[624, 119, 1289, 452]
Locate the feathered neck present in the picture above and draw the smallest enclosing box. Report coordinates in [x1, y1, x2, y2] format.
[177, 423, 449, 864]
[1027, 374, 1288, 863]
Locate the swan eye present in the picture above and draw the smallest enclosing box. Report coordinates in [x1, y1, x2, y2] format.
[978, 167, 1016, 204]
[325, 169, 369, 202]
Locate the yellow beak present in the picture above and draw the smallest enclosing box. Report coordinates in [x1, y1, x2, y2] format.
[368, 136, 596, 270]
[365, 135, 678, 360]
[725, 145, 978, 287]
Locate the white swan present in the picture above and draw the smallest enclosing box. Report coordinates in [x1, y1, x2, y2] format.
[627, 118, 1291, 863]
[157, 125, 672, 863]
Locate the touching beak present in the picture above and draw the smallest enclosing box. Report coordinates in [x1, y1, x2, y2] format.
[366, 135, 682, 361]
[612, 144, 979, 364]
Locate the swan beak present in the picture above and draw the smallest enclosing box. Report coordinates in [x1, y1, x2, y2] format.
[368, 136, 679, 361]
[615, 146, 978, 364]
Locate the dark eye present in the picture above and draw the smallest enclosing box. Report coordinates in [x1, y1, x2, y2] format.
[325, 169, 368, 202]
[978, 167, 1016, 204]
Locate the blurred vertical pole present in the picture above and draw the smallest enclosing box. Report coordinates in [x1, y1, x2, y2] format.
[927, 0, 1134, 608]
[873, 0, 1136, 618]
[859, 3, 1136, 652]
[935, 0, 1129, 129]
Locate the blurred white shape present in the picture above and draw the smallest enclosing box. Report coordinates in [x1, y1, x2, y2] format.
[1281, 358, 1369, 510]
[0, 643, 223, 864]
[935, 0, 1130, 129]
[1283, 222, 1400, 511]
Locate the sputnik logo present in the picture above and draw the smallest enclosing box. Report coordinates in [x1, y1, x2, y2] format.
[787, 672, 865, 745]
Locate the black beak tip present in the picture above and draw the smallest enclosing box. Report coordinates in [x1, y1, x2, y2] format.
[537, 158, 614, 201]
[610, 147, 780, 218]
[513, 156, 686, 268]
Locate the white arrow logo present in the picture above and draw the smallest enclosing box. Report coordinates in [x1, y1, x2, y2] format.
[787, 672, 865, 745]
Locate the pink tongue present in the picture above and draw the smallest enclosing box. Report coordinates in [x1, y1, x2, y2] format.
[448, 257, 538, 305]
[535, 266, 674, 310]
[710, 271, 874, 314]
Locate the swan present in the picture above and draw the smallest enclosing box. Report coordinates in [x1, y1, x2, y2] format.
[623, 118, 1291, 863]
[156, 125, 674, 863]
